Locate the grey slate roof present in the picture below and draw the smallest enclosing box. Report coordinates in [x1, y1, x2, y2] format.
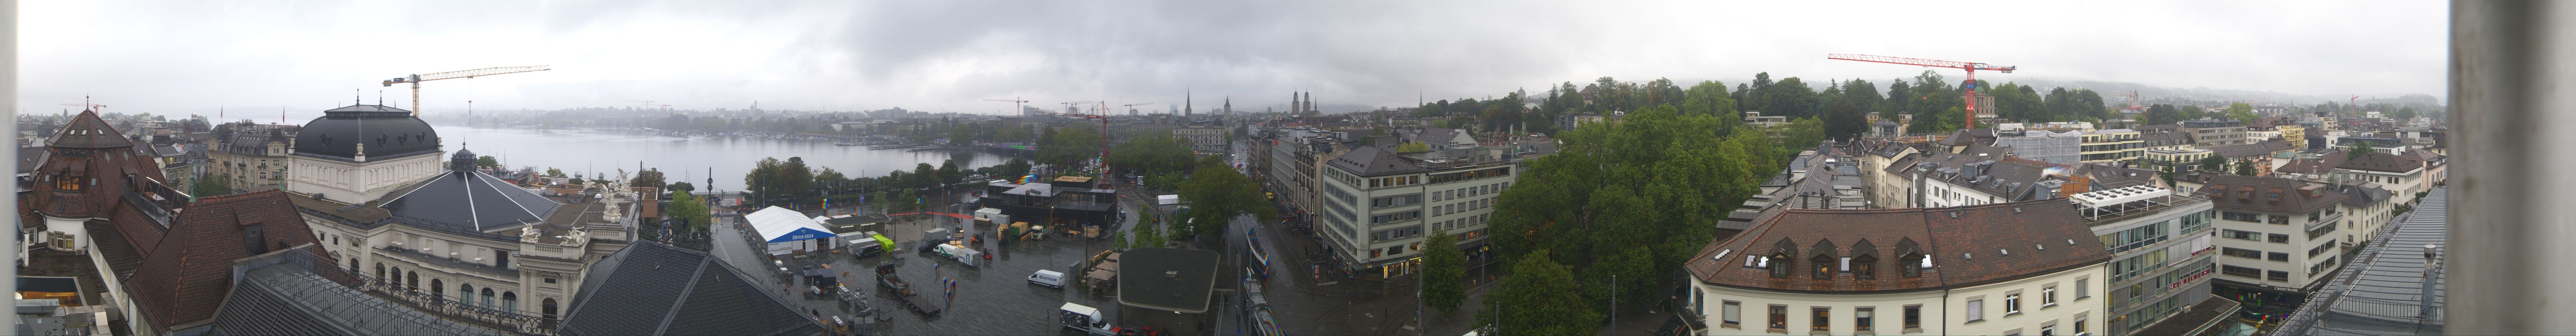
[293, 104, 440, 162]
[2275, 187, 2448, 336]
[17, 147, 43, 174]
[2206, 139, 2295, 159]
[2332, 185, 2393, 208]
[560, 241, 825, 336]
[376, 169, 566, 232]
[1327, 145, 1425, 177]
[209, 259, 502, 336]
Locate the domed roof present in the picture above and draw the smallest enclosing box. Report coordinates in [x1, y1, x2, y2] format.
[293, 104, 440, 162]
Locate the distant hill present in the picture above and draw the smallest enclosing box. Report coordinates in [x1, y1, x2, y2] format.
[1996, 79, 2442, 108]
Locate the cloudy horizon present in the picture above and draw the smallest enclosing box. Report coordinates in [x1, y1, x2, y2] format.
[21, 1, 2449, 117]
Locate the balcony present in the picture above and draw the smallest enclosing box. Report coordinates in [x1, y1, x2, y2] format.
[351, 274, 559, 335]
[2080, 192, 2206, 225]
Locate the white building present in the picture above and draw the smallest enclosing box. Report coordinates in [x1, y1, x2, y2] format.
[1316, 145, 1516, 278]
[1682, 200, 2109, 336]
[286, 105, 637, 321]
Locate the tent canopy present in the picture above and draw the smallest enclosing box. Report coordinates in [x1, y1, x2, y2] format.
[746, 206, 836, 243]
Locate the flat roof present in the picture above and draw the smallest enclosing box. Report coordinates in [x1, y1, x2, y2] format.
[1116, 248, 1221, 313]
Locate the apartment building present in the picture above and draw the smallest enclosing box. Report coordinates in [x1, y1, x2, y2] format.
[2073, 186, 2220, 335]
[2138, 148, 2213, 174]
[208, 121, 299, 192]
[1316, 145, 1516, 278]
[1682, 200, 2109, 336]
[2193, 176, 2349, 301]
[2080, 129, 2145, 164]
[2180, 119, 2248, 146]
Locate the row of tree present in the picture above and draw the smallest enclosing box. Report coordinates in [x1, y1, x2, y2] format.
[1468, 106, 1789, 333]
[1416, 73, 2118, 144]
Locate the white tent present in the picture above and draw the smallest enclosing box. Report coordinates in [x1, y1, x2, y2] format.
[746, 206, 837, 257]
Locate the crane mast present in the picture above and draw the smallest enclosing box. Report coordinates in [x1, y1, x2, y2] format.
[1826, 54, 2016, 129]
[383, 66, 553, 116]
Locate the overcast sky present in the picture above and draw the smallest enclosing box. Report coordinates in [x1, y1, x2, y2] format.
[21, 1, 2448, 117]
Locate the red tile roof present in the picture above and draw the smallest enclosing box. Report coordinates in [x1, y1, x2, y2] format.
[126, 190, 327, 333]
[1684, 200, 2109, 293]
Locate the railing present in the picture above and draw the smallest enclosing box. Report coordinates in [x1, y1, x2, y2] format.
[351, 274, 560, 335]
[2081, 194, 2207, 224]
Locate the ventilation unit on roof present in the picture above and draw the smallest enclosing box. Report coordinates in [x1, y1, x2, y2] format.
[2036, 243, 2045, 251]
[1963, 252, 1973, 260]
[2000, 249, 2010, 256]
[2066, 239, 2075, 245]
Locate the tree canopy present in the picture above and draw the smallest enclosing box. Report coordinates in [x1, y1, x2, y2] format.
[1473, 250, 1601, 336]
[1487, 105, 1783, 315]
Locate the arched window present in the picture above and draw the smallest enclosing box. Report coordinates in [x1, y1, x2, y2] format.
[373, 263, 386, 284]
[502, 292, 519, 314]
[542, 298, 559, 320]
[405, 271, 419, 292]
[481, 288, 497, 309]
[458, 284, 474, 305]
[348, 259, 360, 275]
[429, 279, 445, 302]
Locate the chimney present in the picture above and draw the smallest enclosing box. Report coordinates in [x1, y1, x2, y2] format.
[2421, 244, 2441, 317]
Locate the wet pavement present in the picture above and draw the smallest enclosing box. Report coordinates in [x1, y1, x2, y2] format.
[1230, 139, 1502, 336]
[711, 182, 1256, 335]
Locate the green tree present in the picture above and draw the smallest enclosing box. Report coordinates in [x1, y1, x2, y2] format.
[2349, 142, 2377, 158]
[2199, 154, 2228, 173]
[814, 168, 848, 194]
[1001, 158, 1033, 179]
[1397, 141, 1431, 153]
[191, 173, 233, 197]
[911, 163, 939, 189]
[781, 157, 815, 198]
[2224, 103, 2259, 122]
[2234, 158, 2257, 176]
[1820, 101, 1867, 141]
[2392, 107, 2419, 120]
[1473, 251, 1601, 336]
[1177, 158, 1272, 241]
[630, 169, 666, 189]
[1489, 105, 1781, 317]
[1037, 126, 1104, 170]
[939, 159, 963, 185]
[1107, 133, 1195, 176]
[665, 191, 712, 234]
[1777, 117, 1828, 149]
[665, 181, 696, 194]
[546, 168, 567, 178]
[1421, 230, 1467, 316]
[476, 156, 499, 168]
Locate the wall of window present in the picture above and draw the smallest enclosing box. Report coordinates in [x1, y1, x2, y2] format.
[2222, 265, 2264, 279]
[2221, 247, 2264, 260]
[2222, 211, 2262, 222]
[2100, 222, 2170, 254]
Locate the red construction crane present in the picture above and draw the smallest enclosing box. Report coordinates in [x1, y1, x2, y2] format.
[1031, 101, 1115, 179]
[2112, 90, 2153, 112]
[1827, 54, 2017, 129]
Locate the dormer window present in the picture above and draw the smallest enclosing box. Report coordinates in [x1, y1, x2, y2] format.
[1813, 255, 1835, 280]
[1853, 255, 1878, 280]
[1769, 253, 1792, 278]
[1900, 252, 1926, 278]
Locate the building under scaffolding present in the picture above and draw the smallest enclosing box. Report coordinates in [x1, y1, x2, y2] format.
[978, 176, 1121, 237]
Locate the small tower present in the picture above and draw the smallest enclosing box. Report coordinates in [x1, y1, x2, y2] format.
[452, 148, 479, 171]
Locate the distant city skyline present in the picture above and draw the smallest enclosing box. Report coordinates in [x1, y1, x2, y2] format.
[22, 1, 2447, 116]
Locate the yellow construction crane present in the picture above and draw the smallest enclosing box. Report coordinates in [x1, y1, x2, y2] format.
[382, 66, 553, 116]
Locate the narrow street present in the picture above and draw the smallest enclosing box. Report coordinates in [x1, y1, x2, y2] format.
[1229, 138, 1501, 336]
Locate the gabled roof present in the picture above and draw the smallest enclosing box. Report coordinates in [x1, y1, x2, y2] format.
[209, 247, 498, 335]
[2192, 175, 2348, 214]
[1684, 200, 2110, 293]
[17, 146, 44, 173]
[2331, 184, 2393, 208]
[2207, 140, 2296, 159]
[125, 190, 323, 334]
[1327, 145, 1425, 177]
[2277, 151, 2350, 175]
[560, 242, 825, 336]
[46, 111, 134, 149]
[2337, 152, 2424, 173]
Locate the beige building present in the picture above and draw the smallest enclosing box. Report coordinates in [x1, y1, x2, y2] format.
[209, 122, 299, 192]
[1316, 145, 1516, 278]
[2079, 129, 2144, 164]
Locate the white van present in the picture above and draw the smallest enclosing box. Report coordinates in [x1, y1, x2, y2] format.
[1028, 269, 1067, 288]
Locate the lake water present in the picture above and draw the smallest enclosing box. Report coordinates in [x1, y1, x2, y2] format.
[435, 125, 1012, 192]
